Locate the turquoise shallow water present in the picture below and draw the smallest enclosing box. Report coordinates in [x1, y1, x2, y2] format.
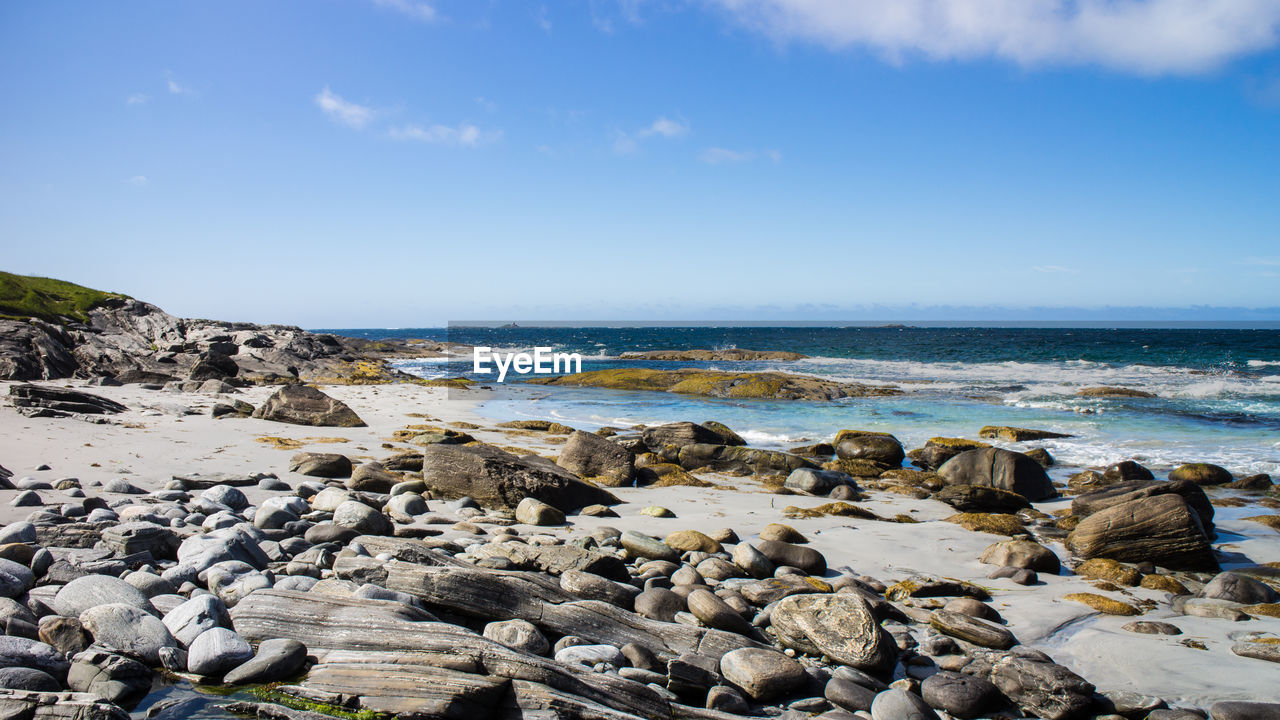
[347, 326, 1280, 477]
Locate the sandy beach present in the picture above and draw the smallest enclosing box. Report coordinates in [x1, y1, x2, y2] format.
[3, 377, 1278, 717]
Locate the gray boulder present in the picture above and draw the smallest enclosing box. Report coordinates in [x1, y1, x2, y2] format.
[251, 385, 365, 427]
[938, 447, 1055, 501]
[223, 637, 308, 685]
[67, 649, 153, 709]
[557, 430, 635, 486]
[163, 594, 231, 647]
[870, 688, 940, 720]
[79, 603, 177, 665]
[54, 575, 155, 618]
[421, 443, 619, 511]
[187, 627, 254, 676]
[719, 647, 806, 701]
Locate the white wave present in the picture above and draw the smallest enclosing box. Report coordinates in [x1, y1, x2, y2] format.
[1248, 360, 1280, 368]
[738, 429, 808, 446]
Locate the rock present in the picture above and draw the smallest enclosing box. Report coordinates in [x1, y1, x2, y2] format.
[1122, 620, 1182, 635]
[386, 492, 428, 521]
[987, 655, 1094, 720]
[1169, 462, 1233, 486]
[1066, 493, 1218, 571]
[642, 422, 723, 449]
[1062, 592, 1140, 616]
[635, 589, 686, 622]
[103, 478, 145, 494]
[80, 603, 177, 665]
[665, 530, 723, 554]
[759, 523, 808, 543]
[979, 539, 1060, 573]
[834, 431, 905, 466]
[0, 636, 70, 680]
[223, 637, 308, 685]
[945, 512, 1025, 536]
[1231, 638, 1280, 663]
[933, 484, 1032, 513]
[1104, 460, 1155, 482]
[37, 616, 92, 656]
[421, 443, 619, 511]
[620, 531, 679, 562]
[732, 543, 776, 579]
[700, 420, 746, 445]
[1228, 473, 1273, 490]
[676, 443, 815, 477]
[54, 575, 154, 618]
[785, 468, 857, 496]
[920, 671, 1000, 719]
[289, 452, 352, 478]
[1075, 557, 1142, 586]
[251, 385, 365, 427]
[707, 684, 751, 713]
[1071, 479, 1214, 532]
[348, 461, 400, 492]
[979, 426, 1072, 442]
[554, 643, 625, 668]
[332, 500, 393, 536]
[1025, 448, 1054, 467]
[937, 448, 1056, 501]
[557, 431, 635, 486]
[1200, 571, 1279, 604]
[1208, 702, 1280, 720]
[687, 589, 752, 634]
[100, 521, 179, 560]
[870, 688, 940, 720]
[825, 677, 878, 712]
[771, 593, 896, 671]
[0, 667, 60, 692]
[516, 497, 566, 526]
[186, 627, 253, 676]
[484, 619, 550, 655]
[163, 594, 231, 647]
[756, 540, 826, 574]
[929, 610, 1017, 649]
[66, 648, 153, 708]
[7, 384, 128, 416]
[943, 597, 1001, 622]
[639, 505, 674, 518]
[720, 647, 806, 701]
[559, 570, 634, 607]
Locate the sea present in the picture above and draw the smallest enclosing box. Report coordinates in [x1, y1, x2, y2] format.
[320, 325, 1280, 478]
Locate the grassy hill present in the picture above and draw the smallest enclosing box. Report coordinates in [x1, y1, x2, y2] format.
[0, 271, 130, 323]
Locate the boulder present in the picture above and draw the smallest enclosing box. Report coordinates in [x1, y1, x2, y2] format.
[289, 452, 352, 478]
[921, 671, 1001, 719]
[516, 497, 566, 526]
[163, 594, 232, 648]
[79, 603, 177, 665]
[929, 610, 1016, 649]
[619, 531, 679, 562]
[870, 688, 940, 720]
[187, 627, 254, 676]
[483, 619, 550, 656]
[987, 654, 1094, 720]
[785, 468, 857, 496]
[1103, 460, 1155, 482]
[54, 575, 154, 618]
[937, 448, 1056, 501]
[770, 593, 896, 671]
[834, 431, 905, 466]
[223, 637, 308, 685]
[1200, 571, 1279, 605]
[251, 385, 366, 427]
[556, 431, 634, 486]
[332, 500, 393, 536]
[719, 647, 806, 701]
[687, 589, 752, 634]
[0, 667, 60, 692]
[7, 384, 127, 416]
[1169, 463, 1233, 486]
[0, 636, 70, 680]
[66, 649, 152, 708]
[641, 422, 722, 449]
[979, 426, 1071, 442]
[665, 530, 723, 554]
[675, 444, 814, 477]
[911, 438, 990, 471]
[980, 539, 1060, 574]
[701, 421, 746, 446]
[756, 540, 825, 575]
[1066, 493, 1218, 571]
[1070, 479, 1214, 532]
[421, 443, 619, 511]
[933, 485, 1031, 513]
[1209, 702, 1280, 720]
[347, 462, 399, 492]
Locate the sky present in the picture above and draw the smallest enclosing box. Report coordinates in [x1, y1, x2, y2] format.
[1, 0, 1279, 327]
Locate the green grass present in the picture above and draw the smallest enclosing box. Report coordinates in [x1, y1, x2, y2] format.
[0, 271, 129, 323]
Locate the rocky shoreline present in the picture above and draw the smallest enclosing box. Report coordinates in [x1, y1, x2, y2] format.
[1, 377, 1279, 720]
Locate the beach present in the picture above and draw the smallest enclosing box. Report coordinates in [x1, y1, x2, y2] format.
[3, 373, 1278, 718]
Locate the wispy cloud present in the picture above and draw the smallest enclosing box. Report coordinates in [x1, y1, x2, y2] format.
[1032, 265, 1076, 274]
[699, 147, 783, 164]
[388, 123, 502, 147]
[475, 96, 498, 113]
[165, 73, 195, 96]
[315, 87, 376, 129]
[370, 0, 437, 22]
[1243, 256, 1280, 266]
[127, 175, 148, 186]
[126, 93, 148, 106]
[536, 5, 552, 32]
[708, 0, 1280, 75]
[615, 115, 690, 154]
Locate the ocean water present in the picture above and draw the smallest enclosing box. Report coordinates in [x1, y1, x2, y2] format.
[323, 326, 1280, 476]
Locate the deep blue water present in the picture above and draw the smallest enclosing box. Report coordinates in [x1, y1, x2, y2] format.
[317, 326, 1280, 476]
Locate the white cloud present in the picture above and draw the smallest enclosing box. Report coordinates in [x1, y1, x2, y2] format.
[615, 115, 690, 154]
[166, 77, 194, 95]
[1032, 265, 1076, 273]
[126, 93, 148, 106]
[699, 147, 754, 164]
[315, 87, 376, 129]
[640, 116, 689, 138]
[708, 0, 1280, 75]
[371, 0, 437, 22]
[388, 123, 502, 147]
[127, 176, 148, 186]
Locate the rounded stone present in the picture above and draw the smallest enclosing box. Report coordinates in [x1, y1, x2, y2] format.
[720, 647, 806, 701]
[80, 603, 177, 666]
[870, 688, 940, 720]
[187, 627, 254, 676]
[483, 619, 550, 656]
[54, 575, 155, 618]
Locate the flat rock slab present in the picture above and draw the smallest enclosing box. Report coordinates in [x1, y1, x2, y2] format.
[296, 662, 508, 720]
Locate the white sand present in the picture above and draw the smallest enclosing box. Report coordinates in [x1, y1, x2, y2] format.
[2, 379, 1278, 707]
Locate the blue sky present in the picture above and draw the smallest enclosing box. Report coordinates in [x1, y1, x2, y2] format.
[2, 0, 1278, 326]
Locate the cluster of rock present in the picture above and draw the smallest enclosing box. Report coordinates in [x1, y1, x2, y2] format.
[0, 296, 445, 383]
[528, 369, 902, 401]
